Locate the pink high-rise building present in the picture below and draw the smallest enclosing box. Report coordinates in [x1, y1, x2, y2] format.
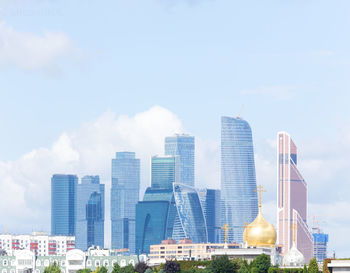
[277, 132, 313, 262]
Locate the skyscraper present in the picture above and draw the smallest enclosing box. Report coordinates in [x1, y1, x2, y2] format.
[198, 189, 221, 243]
[151, 155, 180, 189]
[51, 174, 77, 236]
[76, 176, 105, 250]
[111, 152, 140, 253]
[312, 231, 328, 263]
[221, 116, 258, 244]
[277, 132, 314, 262]
[165, 134, 195, 187]
[172, 183, 207, 243]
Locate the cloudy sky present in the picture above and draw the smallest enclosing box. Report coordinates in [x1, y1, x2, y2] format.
[1, 0, 350, 257]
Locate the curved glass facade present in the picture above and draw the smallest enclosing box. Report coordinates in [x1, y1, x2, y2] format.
[221, 117, 258, 243]
[172, 183, 208, 243]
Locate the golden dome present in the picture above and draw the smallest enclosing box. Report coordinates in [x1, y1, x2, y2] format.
[244, 208, 277, 247]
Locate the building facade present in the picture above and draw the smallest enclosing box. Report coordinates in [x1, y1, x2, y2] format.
[221, 117, 258, 244]
[0, 233, 75, 256]
[312, 232, 328, 263]
[151, 155, 180, 189]
[149, 239, 239, 264]
[172, 184, 207, 243]
[197, 189, 221, 243]
[111, 152, 140, 253]
[0, 249, 141, 273]
[165, 134, 195, 187]
[51, 175, 78, 236]
[277, 132, 314, 262]
[76, 176, 105, 251]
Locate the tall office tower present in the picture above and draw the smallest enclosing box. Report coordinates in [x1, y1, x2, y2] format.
[51, 174, 78, 236]
[312, 230, 329, 263]
[165, 134, 195, 187]
[172, 183, 207, 243]
[198, 189, 221, 243]
[111, 152, 140, 253]
[151, 155, 180, 189]
[135, 188, 177, 254]
[220, 116, 259, 244]
[76, 176, 105, 250]
[277, 132, 314, 262]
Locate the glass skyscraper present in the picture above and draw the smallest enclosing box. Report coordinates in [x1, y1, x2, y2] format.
[172, 183, 207, 243]
[165, 134, 195, 187]
[151, 155, 180, 190]
[76, 176, 105, 251]
[221, 116, 258, 244]
[277, 132, 314, 263]
[51, 174, 78, 236]
[135, 188, 177, 254]
[111, 152, 140, 253]
[198, 188, 221, 243]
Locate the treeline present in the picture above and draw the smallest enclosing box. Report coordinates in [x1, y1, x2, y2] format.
[43, 254, 322, 273]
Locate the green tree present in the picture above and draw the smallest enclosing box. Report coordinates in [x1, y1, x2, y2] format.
[267, 267, 278, 273]
[303, 264, 308, 273]
[251, 254, 271, 273]
[164, 260, 180, 273]
[98, 266, 108, 273]
[112, 263, 122, 273]
[120, 264, 135, 273]
[135, 262, 149, 273]
[308, 258, 319, 273]
[43, 263, 61, 273]
[251, 267, 259, 273]
[144, 269, 153, 273]
[77, 269, 92, 273]
[209, 255, 235, 273]
[238, 262, 250, 273]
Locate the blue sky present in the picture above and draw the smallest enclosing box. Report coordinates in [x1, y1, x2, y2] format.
[1, 0, 350, 257]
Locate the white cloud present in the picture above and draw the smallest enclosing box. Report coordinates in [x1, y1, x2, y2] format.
[0, 106, 191, 246]
[0, 21, 71, 70]
[240, 85, 296, 101]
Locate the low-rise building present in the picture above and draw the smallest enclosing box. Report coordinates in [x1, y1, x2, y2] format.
[0, 249, 141, 273]
[328, 260, 350, 273]
[148, 239, 239, 265]
[0, 233, 75, 256]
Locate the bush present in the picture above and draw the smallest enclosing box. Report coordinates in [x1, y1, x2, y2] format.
[120, 264, 135, 273]
[209, 256, 235, 273]
[251, 254, 271, 273]
[135, 262, 149, 273]
[164, 260, 181, 273]
[308, 258, 319, 273]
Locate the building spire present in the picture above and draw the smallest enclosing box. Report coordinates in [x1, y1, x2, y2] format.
[254, 185, 266, 208]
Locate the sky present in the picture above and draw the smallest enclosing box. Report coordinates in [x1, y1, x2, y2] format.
[1, 0, 350, 257]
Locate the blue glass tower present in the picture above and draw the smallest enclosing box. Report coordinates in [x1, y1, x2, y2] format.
[135, 188, 177, 254]
[198, 189, 221, 243]
[165, 134, 195, 187]
[51, 174, 77, 236]
[151, 156, 180, 189]
[313, 232, 328, 263]
[111, 152, 140, 253]
[172, 184, 207, 243]
[76, 176, 105, 250]
[221, 116, 258, 243]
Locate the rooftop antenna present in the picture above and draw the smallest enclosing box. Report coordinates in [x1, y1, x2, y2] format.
[237, 104, 245, 118]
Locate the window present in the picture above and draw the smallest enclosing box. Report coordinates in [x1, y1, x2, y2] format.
[61, 261, 65, 266]
[44, 260, 49, 266]
[112, 260, 117, 266]
[10, 270, 15, 273]
[35, 270, 40, 273]
[36, 260, 41, 266]
[2, 269, 7, 273]
[86, 260, 92, 266]
[3, 260, 8, 266]
[103, 260, 109, 267]
[120, 260, 126, 267]
[95, 260, 100, 267]
[11, 260, 15, 266]
[128, 260, 135, 266]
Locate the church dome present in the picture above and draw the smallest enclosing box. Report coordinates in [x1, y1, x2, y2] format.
[244, 208, 277, 247]
[283, 244, 305, 267]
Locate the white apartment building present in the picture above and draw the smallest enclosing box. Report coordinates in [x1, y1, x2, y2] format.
[0, 232, 75, 256]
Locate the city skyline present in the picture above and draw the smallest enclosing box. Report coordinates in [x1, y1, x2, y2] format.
[1, 0, 349, 257]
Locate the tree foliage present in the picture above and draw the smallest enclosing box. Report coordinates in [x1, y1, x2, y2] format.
[251, 254, 271, 273]
[112, 263, 122, 273]
[135, 262, 149, 273]
[164, 260, 181, 273]
[120, 264, 136, 273]
[209, 255, 235, 273]
[238, 261, 250, 273]
[43, 263, 61, 273]
[77, 269, 92, 273]
[308, 258, 319, 273]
